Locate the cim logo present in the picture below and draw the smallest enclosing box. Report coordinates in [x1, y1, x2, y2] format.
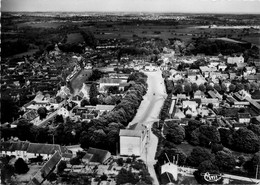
[201, 172, 222, 182]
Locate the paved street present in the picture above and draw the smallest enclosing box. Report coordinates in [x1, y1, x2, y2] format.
[70, 69, 92, 94]
[128, 69, 167, 185]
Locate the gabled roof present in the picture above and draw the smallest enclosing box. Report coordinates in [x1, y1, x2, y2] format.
[28, 151, 62, 185]
[99, 78, 122, 84]
[1, 141, 30, 152]
[82, 153, 93, 162]
[87, 147, 111, 164]
[194, 90, 205, 96]
[161, 162, 178, 181]
[238, 113, 251, 119]
[27, 143, 62, 155]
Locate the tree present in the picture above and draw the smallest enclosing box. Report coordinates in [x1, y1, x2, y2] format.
[206, 84, 214, 92]
[16, 119, 34, 141]
[211, 143, 224, 154]
[70, 157, 81, 166]
[236, 83, 244, 92]
[89, 83, 99, 106]
[15, 158, 29, 174]
[185, 119, 202, 141]
[116, 168, 139, 185]
[88, 69, 103, 81]
[81, 31, 97, 48]
[165, 123, 185, 144]
[191, 83, 199, 92]
[186, 147, 214, 167]
[232, 128, 260, 153]
[199, 84, 206, 92]
[207, 103, 213, 110]
[198, 160, 219, 173]
[243, 152, 260, 177]
[57, 160, 67, 174]
[174, 84, 183, 94]
[46, 172, 57, 183]
[214, 84, 221, 92]
[215, 151, 236, 172]
[219, 128, 234, 149]
[1, 94, 19, 123]
[229, 84, 236, 92]
[247, 124, 260, 136]
[184, 84, 192, 95]
[100, 173, 108, 181]
[37, 107, 48, 120]
[190, 125, 220, 147]
[80, 99, 89, 107]
[221, 84, 227, 93]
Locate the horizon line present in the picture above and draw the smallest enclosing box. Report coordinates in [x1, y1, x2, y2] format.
[2, 10, 260, 15]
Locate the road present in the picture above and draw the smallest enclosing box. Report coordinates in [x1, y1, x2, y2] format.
[69, 69, 92, 94]
[128, 69, 167, 185]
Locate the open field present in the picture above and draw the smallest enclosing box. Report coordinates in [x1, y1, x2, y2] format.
[13, 49, 39, 58]
[17, 21, 69, 28]
[15, 164, 42, 183]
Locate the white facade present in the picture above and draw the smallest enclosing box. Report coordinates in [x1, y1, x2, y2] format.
[144, 64, 158, 71]
[57, 107, 70, 118]
[119, 129, 147, 156]
[227, 56, 244, 64]
[120, 136, 142, 156]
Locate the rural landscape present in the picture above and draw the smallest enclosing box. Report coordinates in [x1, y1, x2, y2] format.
[1, 1, 260, 185]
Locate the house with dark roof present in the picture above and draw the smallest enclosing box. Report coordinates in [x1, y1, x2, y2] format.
[28, 151, 62, 185]
[1, 141, 71, 160]
[87, 147, 111, 164]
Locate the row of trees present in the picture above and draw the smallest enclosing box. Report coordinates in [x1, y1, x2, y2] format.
[184, 119, 260, 153]
[159, 94, 173, 120]
[79, 72, 148, 153]
[165, 78, 259, 97]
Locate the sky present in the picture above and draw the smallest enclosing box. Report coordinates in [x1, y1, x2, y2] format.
[2, 0, 260, 14]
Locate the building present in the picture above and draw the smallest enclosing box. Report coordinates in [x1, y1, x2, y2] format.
[144, 63, 158, 71]
[98, 78, 122, 93]
[227, 56, 244, 64]
[161, 162, 178, 182]
[194, 90, 205, 99]
[201, 98, 219, 107]
[237, 113, 251, 124]
[28, 151, 62, 185]
[119, 129, 147, 156]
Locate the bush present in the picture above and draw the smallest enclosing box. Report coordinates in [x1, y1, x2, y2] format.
[15, 158, 29, 174]
[57, 161, 67, 174]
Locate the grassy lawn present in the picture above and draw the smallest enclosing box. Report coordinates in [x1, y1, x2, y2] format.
[15, 164, 42, 183]
[13, 49, 39, 58]
[176, 142, 198, 156]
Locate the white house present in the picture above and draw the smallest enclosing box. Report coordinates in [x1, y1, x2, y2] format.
[57, 107, 70, 118]
[194, 90, 205, 99]
[56, 86, 71, 99]
[183, 101, 198, 112]
[227, 56, 244, 64]
[119, 129, 147, 156]
[99, 78, 122, 93]
[161, 162, 178, 182]
[144, 63, 158, 71]
[238, 113, 251, 124]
